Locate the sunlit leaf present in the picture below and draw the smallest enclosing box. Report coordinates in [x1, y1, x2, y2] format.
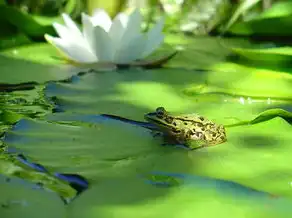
[222, 0, 261, 33]
[66, 168, 292, 218]
[0, 45, 78, 84]
[0, 5, 55, 38]
[230, 46, 292, 63]
[256, 1, 292, 19]
[225, 1, 292, 36]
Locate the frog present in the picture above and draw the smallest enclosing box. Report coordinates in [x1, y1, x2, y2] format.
[144, 107, 227, 149]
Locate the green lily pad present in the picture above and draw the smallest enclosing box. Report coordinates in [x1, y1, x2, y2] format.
[4, 111, 292, 197]
[0, 53, 76, 84]
[44, 67, 292, 123]
[67, 176, 292, 218]
[0, 35, 261, 85]
[161, 34, 254, 70]
[229, 47, 292, 63]
[205, 62, 292, 99]
[4, 117, 193, 180]
[0, 175, 65, 218]
[2, 30, 292, 216]
[0, 153, 77, 201]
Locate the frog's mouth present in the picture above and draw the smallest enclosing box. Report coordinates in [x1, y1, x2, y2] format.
[144, 115, 181, 134]
[144, 113, 169, 126]
[144, 115, 167, 127]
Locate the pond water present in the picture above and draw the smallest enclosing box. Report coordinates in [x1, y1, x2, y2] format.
[2, 37, 292, 217]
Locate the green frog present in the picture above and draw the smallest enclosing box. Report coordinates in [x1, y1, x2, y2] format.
[144, 107, 227, 149]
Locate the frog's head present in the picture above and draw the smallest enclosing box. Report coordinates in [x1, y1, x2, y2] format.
[144, 107, 183, 135]
[204, 124, 227, 145]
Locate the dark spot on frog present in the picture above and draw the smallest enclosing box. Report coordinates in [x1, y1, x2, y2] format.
[184, 122, 188, 125]
[173, 122, 177, 126]
[185, 130, 192, 138]
[165, 117, 173, 123]
[195, 132, 201, 137]
[195, 122, 203, 127]
[172, 128, 181, 133]
[198, 116, 204, 121]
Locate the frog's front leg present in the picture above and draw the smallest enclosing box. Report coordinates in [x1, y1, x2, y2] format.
[158, 135, 192, 150]
[149, 130, 171, 147]
[185, 140, 208, 150]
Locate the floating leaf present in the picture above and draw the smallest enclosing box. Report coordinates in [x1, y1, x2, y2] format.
[0, 174, 65, 218]
[226, 108, 292, 127]
[67, 174, 292, 218]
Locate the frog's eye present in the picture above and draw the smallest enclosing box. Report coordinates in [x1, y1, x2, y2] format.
[156, 107, 166, 117]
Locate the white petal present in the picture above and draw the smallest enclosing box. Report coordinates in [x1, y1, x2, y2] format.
[61, 13, 82, 37]
[53, 23, 72, 40]
[91, 26, 114, 62]
[81, 13, 95, 49]
[114, 34, 146, 63]
[45, 34, 98, 63]
[108, 13, 128, 49]
[53, 22, 90, 51]
[141, 17, 165, 57]
[113, 8, 143, 59]
[113, 12, 128, 28]
[91, 9, 112, 32]
[121, 8, 142, 42]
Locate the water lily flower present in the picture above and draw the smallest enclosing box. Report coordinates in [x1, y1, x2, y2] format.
[45, 8, 165, 65]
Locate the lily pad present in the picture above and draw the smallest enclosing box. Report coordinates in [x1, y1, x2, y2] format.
[0, 174, 65, 218]
[229, 46, 292, 63]
[43, 68, 292, 123]
[68, 175, 292, 218]
[4, 106, 292, 200]
[227, 108, 292, 127]
[0, 54, 76, 84]
[3, 117, 193, 180]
